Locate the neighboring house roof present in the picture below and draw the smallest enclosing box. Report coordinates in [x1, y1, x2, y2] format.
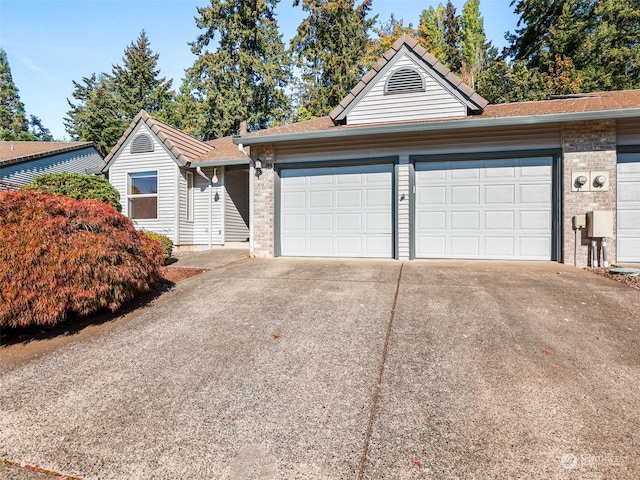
[236, 90, 640, 145]
[329, 34, 489, 123]
[0, 141, 95, 167]
[100, 110, 249, 171]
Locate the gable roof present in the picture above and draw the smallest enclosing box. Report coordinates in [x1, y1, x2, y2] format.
[0, 141, 97, 167]
[236, 89, 640, 145]
[329, 34, 489, 124]
[100, 110, 213, 171]
[100, 111, 250, 171]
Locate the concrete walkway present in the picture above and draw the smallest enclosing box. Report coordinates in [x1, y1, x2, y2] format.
[1, 258, 639, 479]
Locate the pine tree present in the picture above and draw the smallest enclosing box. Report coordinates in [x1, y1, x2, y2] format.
[0, 49, 37, 141]
[65, 74, 124, 155]
[291, 0, 375, 119]
[178, 0, 291, 140]
[460, 0, 490, 89]
[110, 31, 175, 122]
[443, 1, 462, 72]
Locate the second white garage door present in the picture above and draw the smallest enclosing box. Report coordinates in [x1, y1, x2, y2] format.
[280, 164, 393, 257]
[415, 158, 553, 260]
[617, 153, 640, 262]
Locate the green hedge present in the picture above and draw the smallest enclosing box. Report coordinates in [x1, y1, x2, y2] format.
[144, 231, 174, 265]
[26, 173, 121, 211]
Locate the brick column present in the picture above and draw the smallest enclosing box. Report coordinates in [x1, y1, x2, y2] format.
[562, 120, 617, 267]
[252, 144, 276, 258]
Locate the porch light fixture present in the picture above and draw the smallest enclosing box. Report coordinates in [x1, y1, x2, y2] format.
[254, 157, 263, 176]
[212, 168, 219, 184]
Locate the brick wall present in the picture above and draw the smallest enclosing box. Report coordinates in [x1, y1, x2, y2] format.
[562, 120, 617, 267]
[252, 144, 276, 258]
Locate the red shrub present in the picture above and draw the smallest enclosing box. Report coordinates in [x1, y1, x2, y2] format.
[0, 190, 164, 327]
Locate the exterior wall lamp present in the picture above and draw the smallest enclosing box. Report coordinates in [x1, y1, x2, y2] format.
[254, 157, 263, 177]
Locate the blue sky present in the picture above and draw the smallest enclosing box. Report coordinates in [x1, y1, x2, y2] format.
[0, 0, 519, 140]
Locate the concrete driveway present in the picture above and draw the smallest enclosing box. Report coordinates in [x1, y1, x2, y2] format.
[1, 258, 639, 479]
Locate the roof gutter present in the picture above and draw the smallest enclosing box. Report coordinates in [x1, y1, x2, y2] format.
[186, 158, 249, 168]
[233, 107, 640, 146]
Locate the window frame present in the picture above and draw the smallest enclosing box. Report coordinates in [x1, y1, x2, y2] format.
[127, 170, 158, 220]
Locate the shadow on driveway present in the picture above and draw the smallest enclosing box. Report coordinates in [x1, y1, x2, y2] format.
[1, 259, 638, 479]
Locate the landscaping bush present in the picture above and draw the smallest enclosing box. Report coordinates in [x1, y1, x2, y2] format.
[143, 231, 174, 265]
[25, 173, 122, 211]
[0, 190, 164, 328]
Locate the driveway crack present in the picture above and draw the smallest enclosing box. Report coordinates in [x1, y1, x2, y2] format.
[357, 262, 404, 479]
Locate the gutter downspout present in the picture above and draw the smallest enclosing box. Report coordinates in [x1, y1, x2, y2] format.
[238, 142, 255, 258]
[196, 166, 213, 250]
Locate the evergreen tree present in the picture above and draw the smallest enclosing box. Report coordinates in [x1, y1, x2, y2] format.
[443, 1, 462, 72]
[291, 0, 375, 119]
[64, 74, 124, 155]
[28, 115, 54, 141]
[0, 49, 37, 141]
[460, 0, 490, 89]
[110, 31, 175, 122]
[178, 0, 291, 140]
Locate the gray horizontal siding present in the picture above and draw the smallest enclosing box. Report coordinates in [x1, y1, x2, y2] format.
[0, 147, 103, 186]
[348, 54, 466, 125]
[276, 123, 562, 164]
[108, 124, 179, 242]
[617, 118, 640, 146]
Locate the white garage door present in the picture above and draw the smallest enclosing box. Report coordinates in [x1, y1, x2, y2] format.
[415, 158, 553, 260]
[280, 164, 393, 257]
[617, 153, 640, 262]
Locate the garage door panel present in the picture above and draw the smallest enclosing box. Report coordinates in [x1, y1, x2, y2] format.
[418, 186, 446, 205]
[619, 210, 640, 229]
[415, 158, 552, 260]
[282, 191, 306, 209]
[310, 214, 333, 230]
[451, 211, 480, 230]
[336, 189, 362, 208]
[519, 237, 551, 258]
[484, 237, 515, 256]
[485, 211, 515, 230]
[485, 185, 515, 204]
[309, 190, 333, 208]
[451, 236, 480, 256]
[520, 210, 551, 230]
[451, 185, 480, 204]
[418, 211, 446, 229]
[280, 164, 393, 258]
[520, 184, 551, 203]
[618, 183, 640, 202]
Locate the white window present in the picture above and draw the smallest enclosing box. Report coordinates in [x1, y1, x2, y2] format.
[128, 171, 158, 219]
[186, 171, 194, 221]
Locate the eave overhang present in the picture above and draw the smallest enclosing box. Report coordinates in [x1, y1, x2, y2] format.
[234, 108, 640, 146]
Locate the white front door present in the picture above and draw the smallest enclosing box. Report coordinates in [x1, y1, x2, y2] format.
[414, 157, 553, 260]
[280, 164, 393, 258]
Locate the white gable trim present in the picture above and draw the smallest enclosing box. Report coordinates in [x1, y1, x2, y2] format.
[334, 45, 476, 124]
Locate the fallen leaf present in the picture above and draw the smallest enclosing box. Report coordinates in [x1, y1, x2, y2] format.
[544, 350, 552, 355]
[272, 334, 280, 339]
[412, 460, 422, 467]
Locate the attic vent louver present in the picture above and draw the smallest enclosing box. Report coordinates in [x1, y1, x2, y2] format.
[131, 133, 154, 154]
[385, 67, 425, 95]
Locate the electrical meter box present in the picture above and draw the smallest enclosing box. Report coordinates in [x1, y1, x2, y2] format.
[587, 211, 614, 237]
